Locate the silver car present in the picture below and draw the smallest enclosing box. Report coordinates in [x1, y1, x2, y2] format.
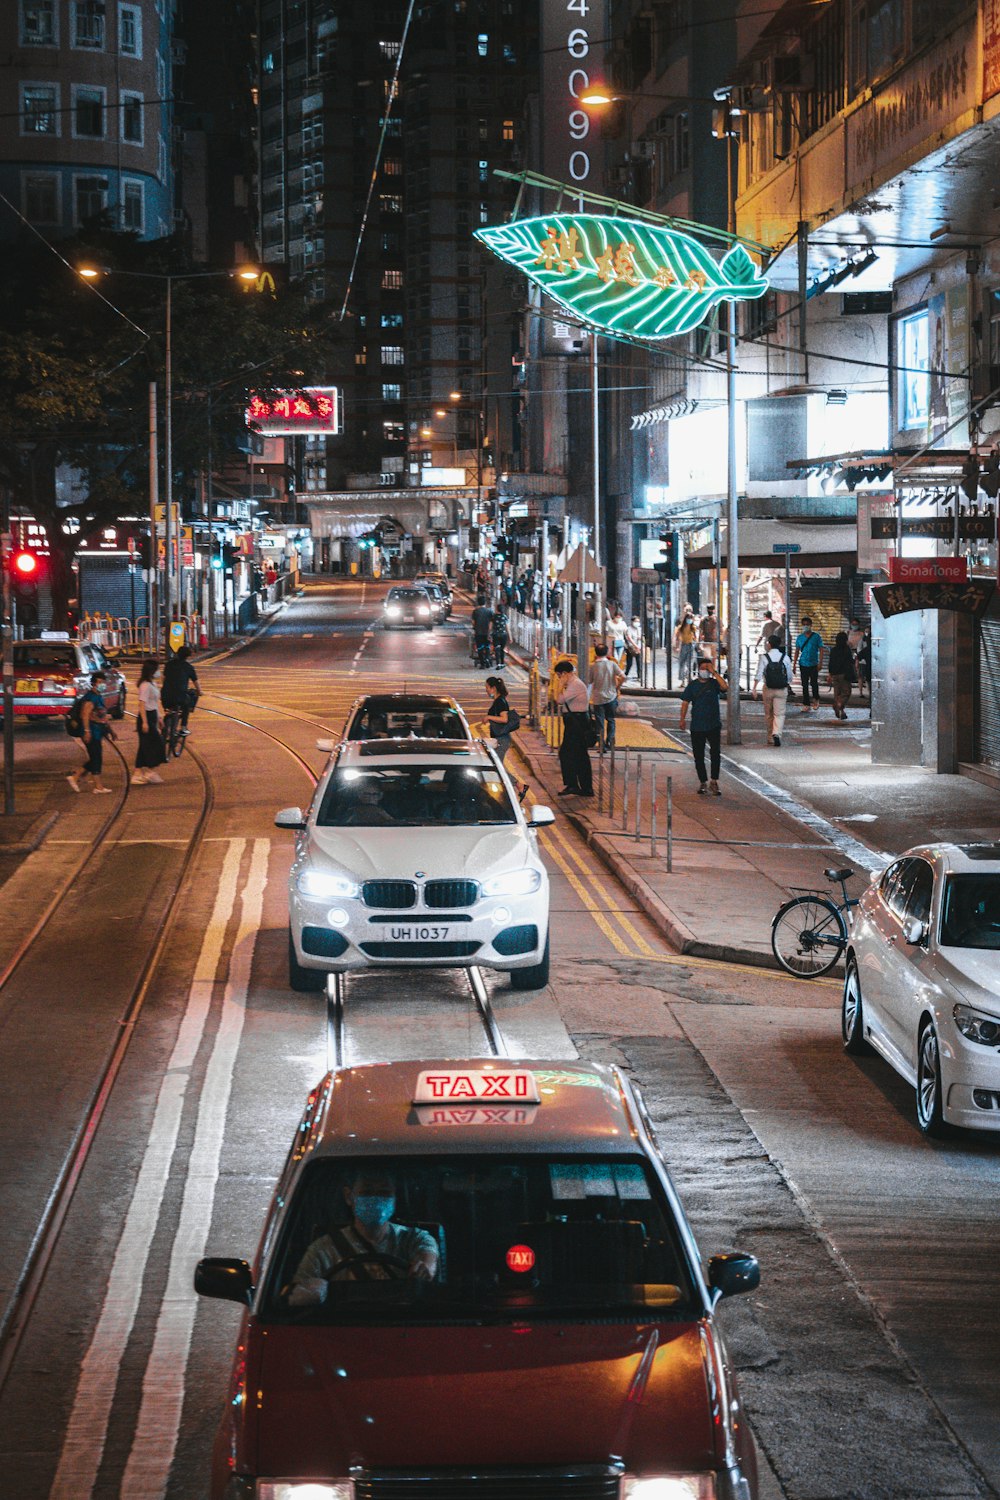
[277, 739, 554, 993]
[842, 842, 1000, 1135]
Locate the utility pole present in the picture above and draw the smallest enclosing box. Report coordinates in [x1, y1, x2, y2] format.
[148, 382, 159, 655]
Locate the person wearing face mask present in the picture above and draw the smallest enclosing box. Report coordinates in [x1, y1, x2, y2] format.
[288, 1170, 438, 1304]
[678, 656, 727, 795]
[133, 657, 167, 786]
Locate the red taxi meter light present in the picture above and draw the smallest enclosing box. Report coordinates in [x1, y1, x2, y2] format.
[413, 1069, 541, 1105]
[13, 551, 39, 575]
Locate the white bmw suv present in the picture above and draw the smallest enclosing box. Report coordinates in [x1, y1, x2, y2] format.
[277, 739, 554, 993]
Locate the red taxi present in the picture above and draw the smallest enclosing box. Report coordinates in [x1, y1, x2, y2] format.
[196, 1061, 761, 1500]
[7, 639, 127, 721]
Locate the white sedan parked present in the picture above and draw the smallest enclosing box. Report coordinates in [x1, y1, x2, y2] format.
[842, 843, 1000, 1136]
[277, 739, 554, 993]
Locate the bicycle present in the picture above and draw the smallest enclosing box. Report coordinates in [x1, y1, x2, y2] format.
[162, 706, 187, 758]
[770, 867, 859, 977]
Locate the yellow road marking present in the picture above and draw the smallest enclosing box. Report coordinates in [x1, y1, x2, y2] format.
[544, 818, 661, 957]
[538, 831, 635, 956]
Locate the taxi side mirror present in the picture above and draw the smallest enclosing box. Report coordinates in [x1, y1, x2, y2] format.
[708, 1251, 760, 1301]
[316, 738, 336, 753]
[903, 917, 928, 946]
[194, 1257, 253, 1306]
[528, 805, 555, 827]
[275, 806, 306, 830]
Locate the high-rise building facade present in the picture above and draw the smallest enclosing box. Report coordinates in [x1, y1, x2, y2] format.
[0, 0, 175, 241]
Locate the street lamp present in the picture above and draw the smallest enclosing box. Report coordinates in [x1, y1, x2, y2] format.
[75, 262, 260, 654]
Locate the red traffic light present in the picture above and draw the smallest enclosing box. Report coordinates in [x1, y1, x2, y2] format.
[12, 550, 39, 576]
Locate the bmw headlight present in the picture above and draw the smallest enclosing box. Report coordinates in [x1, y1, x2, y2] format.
[482, 868, 543, 898]
[953, 1004, 1000, 1046]
[257, 1483, 355, 1500]
[386, 605, 401, 618]
[418, 606, 430, 617]
[620, 1478, 717, 1500]
[296, 869, 360, 900]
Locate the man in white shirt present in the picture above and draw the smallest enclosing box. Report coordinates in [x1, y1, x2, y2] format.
[753, 633, 794, 747]
[588, 643, 626, 751]
[552, 658, 593, 796]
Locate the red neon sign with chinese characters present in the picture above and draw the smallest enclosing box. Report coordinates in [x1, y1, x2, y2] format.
[246, 387, 341, 436]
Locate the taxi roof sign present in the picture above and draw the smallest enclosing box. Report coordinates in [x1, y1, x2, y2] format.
[413, 1068, 541, 1105]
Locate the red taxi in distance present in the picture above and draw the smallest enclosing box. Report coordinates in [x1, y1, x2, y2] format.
[196, 1061, 761, 1500]
[7, 638, 127, 721]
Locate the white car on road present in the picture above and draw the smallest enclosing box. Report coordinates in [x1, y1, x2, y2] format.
[843, 843, 1000, 1136]
[277, 739, 554, 993]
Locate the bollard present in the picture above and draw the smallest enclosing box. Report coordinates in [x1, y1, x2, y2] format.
[597, 743, 605, 813]
[634, 755, 643, 842]
[608, 745, 616, 820]
[666, 775, 673, 873]
[622, 747, 631, 830]
[650, 760, 658, 858]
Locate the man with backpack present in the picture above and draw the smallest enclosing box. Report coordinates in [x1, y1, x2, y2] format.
[753, 633, 794, 746]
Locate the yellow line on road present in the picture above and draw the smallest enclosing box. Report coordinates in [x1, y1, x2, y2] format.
[538, 831, 636, 956]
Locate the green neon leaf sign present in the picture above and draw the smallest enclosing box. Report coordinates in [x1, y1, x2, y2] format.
[474, 214, 768, 338]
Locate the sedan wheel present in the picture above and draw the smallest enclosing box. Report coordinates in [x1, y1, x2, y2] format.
[915, 1021, 949, 1138]
[842, 956, 870, 1055]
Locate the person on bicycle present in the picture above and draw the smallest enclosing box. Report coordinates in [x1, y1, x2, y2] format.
[162, 645, 200, 733]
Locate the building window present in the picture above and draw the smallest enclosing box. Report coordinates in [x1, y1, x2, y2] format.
[73, 86, 106, 138]
[379, 39, 401, 59]
[383, 158, 403, 176]
[382, 269, 403, 290]
[502, 118, 514, 141]
[479, 201, 489, 224]
[20, 0, 56, 45]
[897, 309, 929, 431]
[355, 346, 367, 367]
[382, 345, 405, 365]
[157, 54, 167, 100]
[21, 84, 58, 135]
[121, 92, 143, 144]
[22, 172, 60, 224]
[382, 382, 402, 401]
[477, 32, 488, 55]
[74, 174, 109, 225]
[122, 179, 144, 232]
[158, 135, 167, 182]
[119, 3, 141, 56]
[381, 312, 403, 328]
[380, 194, 402, 214]
[72, 0, 105, 49]
[383, 420, 405, 442]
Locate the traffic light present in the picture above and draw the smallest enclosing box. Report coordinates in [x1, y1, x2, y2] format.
[10, 550, 41, 626]
[960, 454, 980, 503]
[222, 542, 239, 572]
[981, 448, 1000, 500]
[357, 533, 378, 550]
[654, 531, 680, 580]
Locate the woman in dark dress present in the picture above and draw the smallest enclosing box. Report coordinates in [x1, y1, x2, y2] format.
[827, 631, 857, 720]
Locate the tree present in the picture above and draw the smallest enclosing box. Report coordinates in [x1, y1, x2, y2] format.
[0, 232, 347, 627]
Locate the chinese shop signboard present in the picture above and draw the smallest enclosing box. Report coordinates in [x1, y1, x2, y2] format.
[247, 387, 341, 436]
[475, 214, 768, 339]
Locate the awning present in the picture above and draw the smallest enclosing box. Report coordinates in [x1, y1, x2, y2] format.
[684, 519, 857, 571]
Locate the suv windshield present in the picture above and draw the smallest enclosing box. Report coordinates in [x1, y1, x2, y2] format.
[263, 1153, 696, 1325]
[940, 874, 1000, 950]
[13, 644, 77, 671]
[317, 765, 514, 826]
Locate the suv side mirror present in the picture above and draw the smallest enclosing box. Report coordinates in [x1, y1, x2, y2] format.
[528, 805, 555, 827]
[903, 917, 928, 946]
[194, 1257, 253, 1305]
[708, 1251, 760, 1301]
[275, 806, 306, 830]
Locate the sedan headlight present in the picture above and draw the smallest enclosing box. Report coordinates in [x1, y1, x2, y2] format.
[482, 868, 543, 898]
[296, 869, 360, 900]
[257, 1483, 354, 1500]
[620, 1478, 716, 1500]
[953, 1004, 1000, 1046]
[385, 605, 401, 617]
[418, 606, 430, 617]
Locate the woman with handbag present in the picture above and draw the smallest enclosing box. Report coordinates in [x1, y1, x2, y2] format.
[483, 676, 528, 802]
[552, 658, 594, 798]
[133, 657, 167, 785]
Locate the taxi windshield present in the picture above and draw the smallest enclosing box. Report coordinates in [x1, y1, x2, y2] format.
[317, 766, 515, 827]
[262, 1154, 697, 1324]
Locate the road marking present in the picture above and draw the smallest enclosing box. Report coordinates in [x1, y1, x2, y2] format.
[545, 819, 660, 957]
[121, 839, 269, 1499]
[539, 831, 634, 956]
[48, 839, 247, 1500]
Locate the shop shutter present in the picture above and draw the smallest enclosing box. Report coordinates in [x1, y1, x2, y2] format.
[976, 617, 1000, 768]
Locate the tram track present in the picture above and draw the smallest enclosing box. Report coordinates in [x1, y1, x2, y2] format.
[0, 743, 215, 1398]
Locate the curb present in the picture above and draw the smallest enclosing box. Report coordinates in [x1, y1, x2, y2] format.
[513, 730, 782, 972]
[0, 810, 60, 857]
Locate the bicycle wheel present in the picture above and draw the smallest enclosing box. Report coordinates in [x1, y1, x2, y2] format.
[771, 896, 847, 978]
[164, 712, 185, 758]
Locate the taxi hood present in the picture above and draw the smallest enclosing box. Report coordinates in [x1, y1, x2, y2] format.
[307, 824, 535, 882]
[251, 1321, 718, 1475]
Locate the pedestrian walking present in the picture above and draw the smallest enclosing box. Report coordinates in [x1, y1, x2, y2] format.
[623, 615, 643, 679]
[755, 612, 780, 652]
[793, 616, 823, 710]
[67, 670, 116, 794]
[674, 608, 698, 682]
[483, 676, 528, 801]
[491, 606, 509, 667]
[133, 658, 167, 784]
[588, 643, 625, 751]
[552, 658, 594, 797]
[827, 631, 857, 719]
[698, 604, 720, 667]
[856, 630, 871, 697]
[753, 634, 793, 746]
[471, 594, 494, 668]
[605, 601, 628, 665]
[679, 658, 727, 795]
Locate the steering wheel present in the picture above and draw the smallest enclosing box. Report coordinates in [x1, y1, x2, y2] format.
[331, 1250, 411, 1279]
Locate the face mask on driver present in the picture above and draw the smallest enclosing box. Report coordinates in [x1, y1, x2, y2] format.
[353, 1194, 395, 1228]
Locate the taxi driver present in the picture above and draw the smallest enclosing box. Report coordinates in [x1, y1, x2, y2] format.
[288, 1170, 438, 1306]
